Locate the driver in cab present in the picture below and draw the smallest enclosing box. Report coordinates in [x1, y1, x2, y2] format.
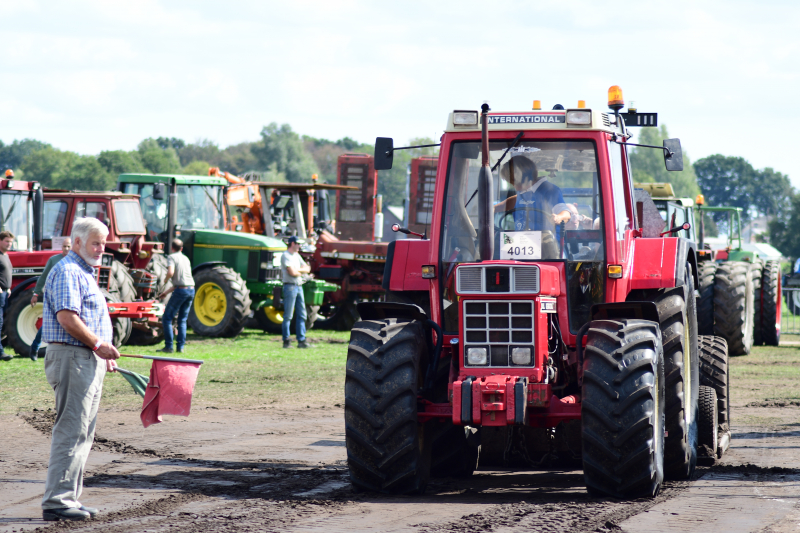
[494, 155, 571, 257]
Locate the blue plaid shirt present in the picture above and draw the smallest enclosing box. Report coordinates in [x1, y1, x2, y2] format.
[42, 251, 113, 347]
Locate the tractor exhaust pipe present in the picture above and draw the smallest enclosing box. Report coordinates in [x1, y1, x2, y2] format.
[478, 103, 494, 261]
[166, 178, 178, 254]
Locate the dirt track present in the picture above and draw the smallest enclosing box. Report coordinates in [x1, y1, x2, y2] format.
[3, 401, 800, 533]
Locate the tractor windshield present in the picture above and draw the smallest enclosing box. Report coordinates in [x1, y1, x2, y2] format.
[176, 185, 225, 230]
[440, 139, 606, 333]
[0, 191, 31, 251]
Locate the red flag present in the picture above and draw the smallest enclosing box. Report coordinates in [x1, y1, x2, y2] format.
[140, 360, 201, 428]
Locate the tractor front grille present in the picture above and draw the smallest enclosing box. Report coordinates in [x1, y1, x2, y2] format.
[457, 265, 540, 294]
[463, 300, 535, 367]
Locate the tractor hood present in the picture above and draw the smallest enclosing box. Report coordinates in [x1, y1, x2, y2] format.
[187, 229, 287, 252]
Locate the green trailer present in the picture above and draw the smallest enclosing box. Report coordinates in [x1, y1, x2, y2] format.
[117, 173, 299, 337]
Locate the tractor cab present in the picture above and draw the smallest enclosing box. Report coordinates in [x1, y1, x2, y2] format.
[634, 182, 697, 243]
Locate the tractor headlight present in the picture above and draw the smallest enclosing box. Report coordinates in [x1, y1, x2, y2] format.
[566, 109, 592, 127]
[466, 346, 488, 365]
[511, 347, 532, 365]
[453, 110, 479, 127]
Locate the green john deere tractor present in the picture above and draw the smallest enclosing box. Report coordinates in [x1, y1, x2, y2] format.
[117, 173, 291, 337]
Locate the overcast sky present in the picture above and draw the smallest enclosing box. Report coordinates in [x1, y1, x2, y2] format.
[2, 0, 799, 186]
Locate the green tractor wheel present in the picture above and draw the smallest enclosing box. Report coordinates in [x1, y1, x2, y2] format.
[188, 265, 251, 338]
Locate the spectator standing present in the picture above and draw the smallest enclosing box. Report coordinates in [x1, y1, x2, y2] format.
[29, 238, 72, 361]
[157, 239, 195, 353]
[41, 217, 119, 521]
[280, 236, 311, 349]
[0, 231, 14, 361]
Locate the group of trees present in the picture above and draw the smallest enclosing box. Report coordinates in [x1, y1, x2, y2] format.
[0, 126, 421, 209]
[4, 122, 799, 258]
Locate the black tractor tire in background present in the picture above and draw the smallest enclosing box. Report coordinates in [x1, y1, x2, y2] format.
[697, 386, 718, 463]
[6, 286, 42, 356]
[654, 264, 699, 480]
[345, 318, 431, 494]
[752, 259, 764, 346]
[713, 261, 755, 356]
[109, 260, 137, 302]
[315, 296, 360, 331]
[697, 261, 717, 336]
[101, 289, 133, 347]
[698, 335, 730, 440]
[581, 319, 665, 499]
[189, 265, 251, 338]
[761, 260, 782, 346]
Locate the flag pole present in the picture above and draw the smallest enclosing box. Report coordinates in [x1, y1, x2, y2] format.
[120, 354, 204, 365]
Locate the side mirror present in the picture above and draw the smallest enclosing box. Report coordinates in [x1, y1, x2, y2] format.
[153, 182, 166, 200]
[663, 139, 684, 171]
[374, 137, 394, 170]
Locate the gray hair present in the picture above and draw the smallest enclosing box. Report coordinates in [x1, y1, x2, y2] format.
[72, 217, 109, 243]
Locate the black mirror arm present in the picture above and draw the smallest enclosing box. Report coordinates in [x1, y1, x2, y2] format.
[382, 143, 441, 156]
[612, 140, 675, 159]
[660, 222, 691, 237]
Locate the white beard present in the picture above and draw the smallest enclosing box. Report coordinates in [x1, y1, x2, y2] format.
[78, 248, 102, 266]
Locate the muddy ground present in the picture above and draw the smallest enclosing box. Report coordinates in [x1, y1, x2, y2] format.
[3, 399, 800, 533]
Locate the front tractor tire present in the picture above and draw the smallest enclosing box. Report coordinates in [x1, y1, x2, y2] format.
[345, 319, 431, 494]
[654, 265, 700, 480]
[581, 319, 665, 499]
[188, 265, 251, 338]
[698, 335, 730, 456]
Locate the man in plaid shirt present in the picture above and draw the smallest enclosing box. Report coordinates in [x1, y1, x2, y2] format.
[40, 218, 120, 522]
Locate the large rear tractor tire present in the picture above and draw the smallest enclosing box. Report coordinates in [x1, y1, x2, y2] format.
[189, 265, 251, 338]
[761, 261, 782, 346]
[654, 264, 700, 480]
[698, 335, 730, 456]
[6, 286, 43, 356]
[101, 289, 133, 347]
[345, 319, 431, 494]
[581, 319, 665, 499]
[697, 386, 718, 463]
[697, 262, 717, 336]
[714, 261, 755, 356]
[752, 259, 764, 346]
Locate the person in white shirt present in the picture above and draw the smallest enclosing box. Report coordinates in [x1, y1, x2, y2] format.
[157, 239, 195, 353]
[280, 236, 311, 348]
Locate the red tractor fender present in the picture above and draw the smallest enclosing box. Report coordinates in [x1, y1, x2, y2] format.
[385, 239, 431, 291]
[630, 236, 697, 290]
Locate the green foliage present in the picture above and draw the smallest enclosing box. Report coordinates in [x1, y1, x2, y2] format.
[694, 155, 792, 223]
[97, 150, 146, 175]
[768, 191, 800, 259]
[629, 125, 699, 198]
[182, 160, 212, 176]
[137, 138, 182, 174]
[178, 139, 220, 167]
[303, 135, 372, 184]
[20, 146, 114, 190]
[252, 123, 319, 183]
[0, 139, 51, 176]
[156, 137, 185, 151]
[379, 137, 439, 208]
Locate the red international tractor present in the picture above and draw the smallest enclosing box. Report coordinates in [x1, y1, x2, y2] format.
[345, 88, 732, 499]
[5, 187, 163, 355]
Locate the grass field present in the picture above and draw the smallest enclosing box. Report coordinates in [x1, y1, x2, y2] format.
[0, 329, 351, 415]
[3, 328, 800, 420]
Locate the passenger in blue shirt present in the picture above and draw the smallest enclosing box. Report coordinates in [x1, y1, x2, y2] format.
[494, 156, 571, 257]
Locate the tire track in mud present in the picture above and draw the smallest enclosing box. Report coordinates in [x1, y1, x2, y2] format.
[17, 410, 701, 533]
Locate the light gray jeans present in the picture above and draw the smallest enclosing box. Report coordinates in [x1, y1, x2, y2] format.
[41, 344, 106, 510]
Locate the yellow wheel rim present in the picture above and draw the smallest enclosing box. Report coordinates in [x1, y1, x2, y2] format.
[194, 282, 227, 327]
[263, 306, 283, 325]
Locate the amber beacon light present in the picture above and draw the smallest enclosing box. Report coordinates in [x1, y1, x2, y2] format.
[607, 85, 624, 111]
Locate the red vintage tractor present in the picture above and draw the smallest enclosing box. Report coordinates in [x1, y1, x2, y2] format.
[5, 188, 163, 355]
[345, 88, 731, 499]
